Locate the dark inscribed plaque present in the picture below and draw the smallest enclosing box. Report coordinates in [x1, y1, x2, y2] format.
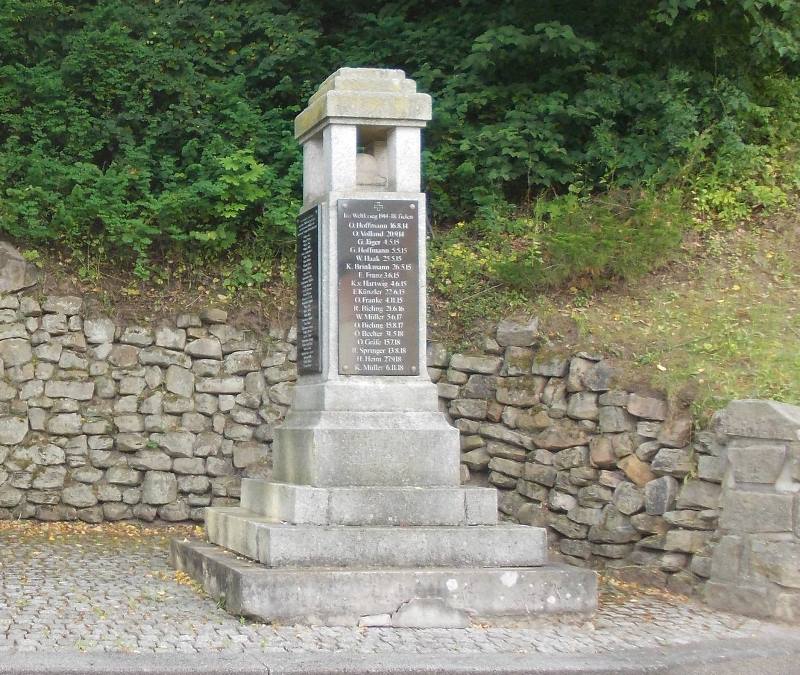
[296, 205, 321, 374]
[338, 199, 419, 375]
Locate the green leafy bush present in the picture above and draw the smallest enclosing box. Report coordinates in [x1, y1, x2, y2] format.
[0, 0, 798, 278]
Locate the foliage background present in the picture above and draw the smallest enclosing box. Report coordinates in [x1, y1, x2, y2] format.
[1, 0, 799, 283]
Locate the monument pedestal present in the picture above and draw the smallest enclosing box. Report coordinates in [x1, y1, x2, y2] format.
[171, 68, 596, 626]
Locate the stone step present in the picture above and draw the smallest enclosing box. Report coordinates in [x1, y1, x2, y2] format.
[171, 538, 597, 627]
[205, 507, 547, 568]
[240, 479, 498, 526]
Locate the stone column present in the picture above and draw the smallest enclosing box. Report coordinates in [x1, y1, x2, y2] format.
[273, 67, 459, 488]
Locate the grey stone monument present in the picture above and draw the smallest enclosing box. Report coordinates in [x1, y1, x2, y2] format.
[172, 68, 596, 626]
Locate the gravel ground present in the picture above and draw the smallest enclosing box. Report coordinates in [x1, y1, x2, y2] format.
[0, 521, 782, 657]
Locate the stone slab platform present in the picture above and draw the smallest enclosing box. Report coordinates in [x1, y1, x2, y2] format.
[171, 539, 597, 627]
[241, 479, 498, 526]
[205, 507, 547, 568]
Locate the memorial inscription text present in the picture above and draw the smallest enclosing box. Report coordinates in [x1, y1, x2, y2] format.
[296, 205, 321, 374]
[337, 199, 419, 375]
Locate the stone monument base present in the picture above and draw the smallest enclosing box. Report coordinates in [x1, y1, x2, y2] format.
[171, 478, 597, 627]
[171, 539, 596, 627]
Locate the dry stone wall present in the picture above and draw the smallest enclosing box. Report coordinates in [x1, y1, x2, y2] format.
[431, 318, 722, 596]
[0, 290, 296, 523]
[1, 285, 796, 607]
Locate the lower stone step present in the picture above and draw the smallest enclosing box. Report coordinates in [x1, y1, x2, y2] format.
[205, 506, 547, 568]
[171, 539, 597, 627]
[240, 479, 498, 526]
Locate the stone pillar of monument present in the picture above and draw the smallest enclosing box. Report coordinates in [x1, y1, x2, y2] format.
[171, 68, 597, 627]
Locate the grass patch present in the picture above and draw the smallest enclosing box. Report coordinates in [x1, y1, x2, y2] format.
[546, 218, 800, 421]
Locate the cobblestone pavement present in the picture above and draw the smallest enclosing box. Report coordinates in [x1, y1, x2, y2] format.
[0, 521, 785, 657]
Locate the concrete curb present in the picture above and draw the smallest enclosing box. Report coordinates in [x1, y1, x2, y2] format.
[2, 632, 800, 675]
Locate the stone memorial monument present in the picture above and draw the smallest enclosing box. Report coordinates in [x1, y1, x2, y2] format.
[172, 68, 596, 626]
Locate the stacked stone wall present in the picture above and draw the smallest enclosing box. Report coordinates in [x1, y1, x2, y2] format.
[431, 319, 721, 596]
[2, 287, 798, 610]
[0, 290, 296, 523]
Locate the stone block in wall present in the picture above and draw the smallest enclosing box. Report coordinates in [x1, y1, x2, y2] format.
[577, 484, 614, 507]
[630, 513, 670, 535]
[540, 379, 567, 415]
[0, 416, 28, 444]
[582, 360, 616, 392]
[591, 543, 634, 559]
[697, 455, 723, 483]
[598, 406, 635, 434]
[658, 552, 690, 573]
[141, 471, 178, 505]
[650, 446, 693, 477]
[663, 509, 717, 530]
[566, 357, 594, 392]
[676, 479, 720, 510]
[613, 482, 645, 515]
[435, 382, 459, 400]
[531, 419, 590, 450]
[531, 357, 568, 377]
[495, 380, 539, 407]
[449, 398, 487, 420]
[459, 434, 484, 452]
[448, 354, 502, 375]
[657, 413, 693, 448]
[569, 466, 599, 487]
[566, 392, 599, 421]
[640, 529, 710, 554]
[496, 318, 539, 347]
[775, 592, 800, 622]
[516, 501, 547, 527]
[749, 538, 800, 589]
[522, 463, 557, 487]
[515, 409, 552, 433]
[553, 446, 589, 470]
[690, 554, 712, 578]
[626, 393, 668, 421]
[461, 447, 490, 470]
[589, 505, 640, 544]
[485, 441, 525, 462]
[609, 433, 635, 458]
[617, 454, 655, 487]
[548, 490, 577, 512]
[726, 438, 787, 484]
[705, 581, 772, 617]
[502, 347, 533, 376]
[567, 506, 603, 526]
[517, 479, 548, 502]
[588, 436, 615, 468]
[480, 336, 501, 355]
[445, 368, 468, 385]
[714, 399, 800, 441]
[554, 471, 578, 495]
[719, 490, 793, 533]
[487, 457, 523, 478]
[0, 338, 32, 368]
[634, 440, 661, 462]
[486, 401, 503, 422]
[560, 538, 591, 560]
[480, 423, 534, 450]
[425, 342, 449, 368]
[548, 512, 589, 539]
[497, 489, 526, 516]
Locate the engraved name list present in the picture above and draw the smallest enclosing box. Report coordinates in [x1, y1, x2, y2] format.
[337, 199, 419, 375]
